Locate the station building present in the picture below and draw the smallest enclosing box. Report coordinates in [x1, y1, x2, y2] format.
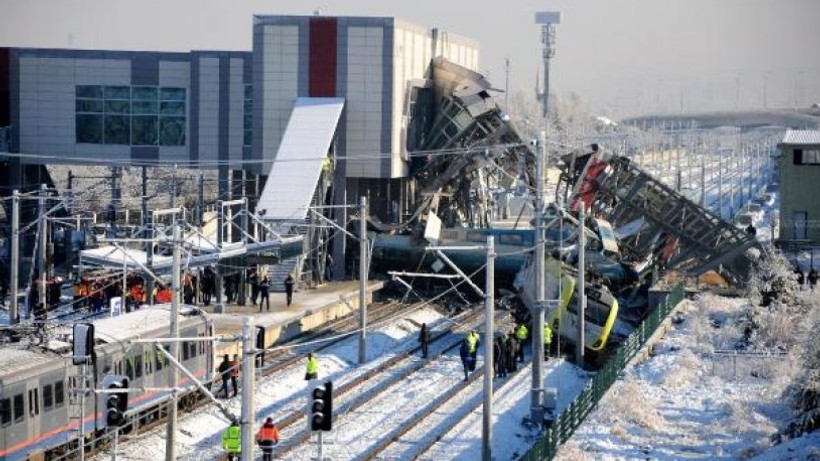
[0, 15, 479, 222]
[778, 129, 820, 245]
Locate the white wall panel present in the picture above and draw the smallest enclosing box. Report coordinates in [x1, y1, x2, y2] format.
[346, 25, 384, 178]
[262, 24, 299, 171]
[198, 57, 220, 167]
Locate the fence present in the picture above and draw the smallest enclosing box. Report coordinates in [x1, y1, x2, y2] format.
[710, 349, 789, 381]
[520, 283, 686, 461]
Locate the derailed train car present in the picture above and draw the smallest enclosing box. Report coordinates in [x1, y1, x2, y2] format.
[0, 306, 214, 461]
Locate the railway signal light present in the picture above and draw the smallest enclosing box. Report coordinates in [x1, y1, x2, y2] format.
[309, 381, 333, 431]
[102, 375, 129, 427]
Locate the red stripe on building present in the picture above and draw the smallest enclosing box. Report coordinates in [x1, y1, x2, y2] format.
[309, 17, 337, 97]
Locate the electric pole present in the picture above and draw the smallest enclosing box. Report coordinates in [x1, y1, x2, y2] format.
[576, 206, 586, 364]
[359, 196, 368, 365]
[531, 130, 546, 423]
[240, 316, 256, 461]
[482, 236, 495, 461]
[165, 224, 181, 461]
[10, 189, 20, 324]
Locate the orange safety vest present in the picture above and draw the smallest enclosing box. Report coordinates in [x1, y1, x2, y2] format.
[230, 360, 240, 378]
[256, 424, 280, 443]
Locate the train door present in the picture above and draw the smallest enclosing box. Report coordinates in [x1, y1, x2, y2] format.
[1, 383, 27, 459]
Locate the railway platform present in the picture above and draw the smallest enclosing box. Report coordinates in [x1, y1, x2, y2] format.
[199, 280, 386, 356]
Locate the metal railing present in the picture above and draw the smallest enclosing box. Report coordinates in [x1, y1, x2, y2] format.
[520, 283, 686, 461]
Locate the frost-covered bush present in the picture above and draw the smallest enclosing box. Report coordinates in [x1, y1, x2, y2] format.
[740, 246, 809, 350]
[780, 295, 820, 440]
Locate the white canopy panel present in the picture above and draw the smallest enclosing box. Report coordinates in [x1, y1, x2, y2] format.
[257, 97, 345, 221]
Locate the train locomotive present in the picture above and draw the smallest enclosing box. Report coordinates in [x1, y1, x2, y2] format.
[0, 305, 214, 461]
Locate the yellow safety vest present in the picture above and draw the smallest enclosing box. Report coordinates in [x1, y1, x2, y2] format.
[515, 324, 529, 341]
[221, 425, 241, 454]
[543, 325, 553, 345]
[306, 356, 318, 375]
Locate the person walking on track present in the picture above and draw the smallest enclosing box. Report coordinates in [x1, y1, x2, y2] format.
[221, 419, 241, 461]
[419, 323, 430, 359]
[305, 352, 319, 380]
[256, 417, 280, 461]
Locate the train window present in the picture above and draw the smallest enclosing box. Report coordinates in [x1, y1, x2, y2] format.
[28, 388, 39, 417]
[55, 381, 65, 407]
[134, 355, 143, 378]
[126, 358, 134, 380]
[199, 335, 205, 354]
[13, 393, 24, 422]
[43, 384, 54, 411]
[1, 398, 10, 425]
[188, 341, 197, 359]
[498, 234, 523, 245]
[182, 341, 190, 361]
[115, 360, 123, 375]
[147, 351, 154, 374]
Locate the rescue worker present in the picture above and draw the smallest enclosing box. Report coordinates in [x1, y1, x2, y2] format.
[808, 267, 818, 291]
[514, 323, 529, 362]
[305, 352, 319, 380]
[256, 417, 281, 461]
[459, 339, 472, 381]
[221, 418, 241, 461]
[419, 323, 430, 359]
[544, 324, 554, 359]
[506, 332, 518, 373]
[494, 334, 507, 378]
[218, 354, 232, 398]
[284, 273, 295, 306]
[466, 331, 480, 371]
[230, 354, 241, 397]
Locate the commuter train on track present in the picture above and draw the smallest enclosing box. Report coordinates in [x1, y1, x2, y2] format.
[1, 306, 215, 461]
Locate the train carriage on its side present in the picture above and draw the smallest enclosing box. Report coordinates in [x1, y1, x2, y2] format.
[0, 305, 214, 461]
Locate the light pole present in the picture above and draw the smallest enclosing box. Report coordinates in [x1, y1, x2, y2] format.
[535, 11, 561, 120]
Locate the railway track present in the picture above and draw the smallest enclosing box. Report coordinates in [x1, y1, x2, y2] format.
[261, 309, 513, 461]
[70, 299, 425, 460]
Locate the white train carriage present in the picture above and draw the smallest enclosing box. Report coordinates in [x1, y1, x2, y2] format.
[0, 305, 214, 461]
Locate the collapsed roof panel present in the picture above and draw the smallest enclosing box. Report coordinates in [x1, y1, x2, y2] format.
[564, 150, 761, 283]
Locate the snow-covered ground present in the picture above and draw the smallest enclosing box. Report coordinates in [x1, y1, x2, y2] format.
[556, 292, 820, 461]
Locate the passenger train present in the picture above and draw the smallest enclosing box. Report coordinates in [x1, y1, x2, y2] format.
[0, 305, 214, 461]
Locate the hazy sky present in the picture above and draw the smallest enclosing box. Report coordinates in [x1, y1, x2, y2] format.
[3, 0, 819, 116]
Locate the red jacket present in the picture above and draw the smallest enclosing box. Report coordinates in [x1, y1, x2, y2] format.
[256, 422, 280, 447]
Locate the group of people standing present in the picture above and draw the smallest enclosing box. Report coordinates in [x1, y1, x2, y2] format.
[248, 268, 296, 311]
[455, 321, 553, 381]
[221, 416, 281, 461]
[795, 266, 818, 291]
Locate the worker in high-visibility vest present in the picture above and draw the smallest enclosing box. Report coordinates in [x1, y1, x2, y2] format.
[514, 323, 529, 362]
[543, 324, 553, 359]
[256, 417, 281, 461]
[305, 352, 319, 380]
[221, 419, 241, 461]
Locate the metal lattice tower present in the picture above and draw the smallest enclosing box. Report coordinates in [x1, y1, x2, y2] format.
[535, 11, 561, 119]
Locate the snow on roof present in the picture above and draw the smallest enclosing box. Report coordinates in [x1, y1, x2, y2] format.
[79, 246, 172, 269]
[0, 347, 55, 376]
[781, 129, 820, 145]
[89, 305, 200, 343]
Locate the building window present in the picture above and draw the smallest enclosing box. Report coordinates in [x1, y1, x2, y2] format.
[76, 85, 186, 146]
[802, 149, 820, 165]
[243, 84, 253, 147]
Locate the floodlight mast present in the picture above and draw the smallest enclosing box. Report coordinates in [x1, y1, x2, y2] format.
[535, 11, 561, 120]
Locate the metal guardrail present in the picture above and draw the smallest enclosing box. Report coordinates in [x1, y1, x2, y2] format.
[520, 283, 686, 461]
